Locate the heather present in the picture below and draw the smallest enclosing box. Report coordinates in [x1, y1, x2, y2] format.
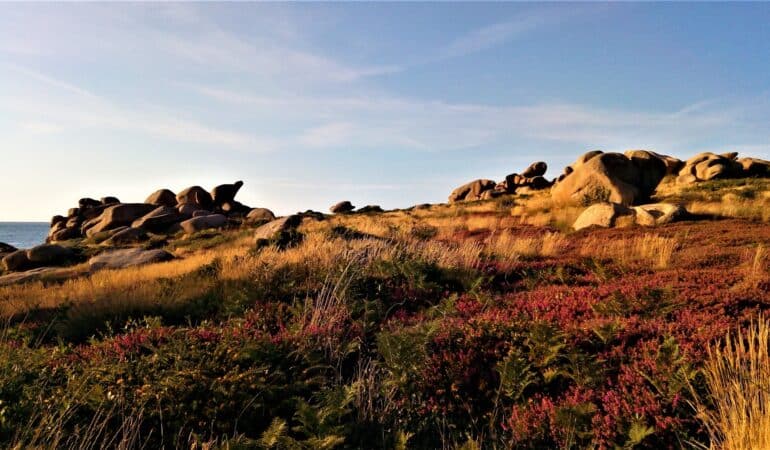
[0, 182, 769, 449]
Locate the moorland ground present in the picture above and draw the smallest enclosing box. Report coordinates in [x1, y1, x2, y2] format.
[0, 178, 769, 449]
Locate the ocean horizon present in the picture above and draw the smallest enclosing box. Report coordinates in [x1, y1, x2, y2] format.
[0, 222, 49, 249]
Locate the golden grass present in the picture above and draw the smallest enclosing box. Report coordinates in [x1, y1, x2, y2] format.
[580, 234, 679, 269]
[486, 230, 567, 259]
[695, 317, 770, 450]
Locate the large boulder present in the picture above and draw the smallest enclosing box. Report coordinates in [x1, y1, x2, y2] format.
[211, 181, 244, 207]
[330, 201, 355, 214]
[676, 152, 743, 184]
[132, 206, 182, 231]
[552, 152, 666, 206]
[145, 189, 178, 207]
[521, 161, 547, 178]
[448, 179, 496, 203]
[89, 248, 174, 271]
[176, 186, 213, 210]
[2, 250, 31, 272]
[49, 226, 81, 242]
[51, 215, 66, 227]
[78, 198, 101, 209]
[573, 203, 636, 231]
[246, 208, 277, 223]
[625, 150, 683, 176]
[179, 214, 227, 234]
[83, 203, 156, 237]
[26, 244, 75, 266]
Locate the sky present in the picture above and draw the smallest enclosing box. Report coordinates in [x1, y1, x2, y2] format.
[1, 2, 770, 221]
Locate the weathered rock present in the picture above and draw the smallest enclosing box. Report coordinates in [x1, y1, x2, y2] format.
[0, 242, 17, 254]
[132, 206, 182, 231]
[677, 152, 744, 183]
[448, 179, 496, 203]
[246, 208, 276, 223]
[622, 150, 668, 196]
[211, 181, 244, 207]
[552, 152, 664, 206]
[145, 189, 178, 207]
[632, 203, 687, 226]
[47, 221, 67, 241]
[102, 228, 148, 246]
[81, 205, 106, 220]
[573, 203, 636, 231]
[51, 215, 66, 227]
[330, 201, 355, 214]
[221, 201, 251, 215]
[101, 196, 120, 205]
[50, 227, 81, 242]
[179, 214, 227, 234]
[65, 216, 82, 228]
[624, 150, 684, 176]
[89, 248, 174, 271]
[0, 267, 64, 286]
[357, 205, 384, 213]
[738, 157, 770, 177]
[254, 215, 302, 242]
[178, 203, 203, 218]
[79, 198, 101, 209]
[2, 250, 31, 272]
[68, 208, 81, 218]
[83, 203, 157, 237]
[521, 161, 547, 178]
[176, 186, 213, 209]
[26, 244, 75, 266]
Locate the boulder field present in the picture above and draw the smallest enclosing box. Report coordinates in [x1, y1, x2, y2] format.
[46, 181, 274, 244]
[448, 150, 770, 206]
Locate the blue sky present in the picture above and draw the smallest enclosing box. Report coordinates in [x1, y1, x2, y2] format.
[2, 2, 769, 221]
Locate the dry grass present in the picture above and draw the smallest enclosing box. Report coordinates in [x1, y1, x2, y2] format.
[485, 230, 567, 259]
[580, 234, 679, 269]
[694, 317, 770, 450]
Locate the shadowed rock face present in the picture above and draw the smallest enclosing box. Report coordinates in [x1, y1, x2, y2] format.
[145, 189, 178, 207]
[176, 186, 213, 210]
[211, 181, 244, 207]
[330, 201, 355, 214]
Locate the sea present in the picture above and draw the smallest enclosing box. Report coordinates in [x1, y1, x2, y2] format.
[0, 222, 50, 249]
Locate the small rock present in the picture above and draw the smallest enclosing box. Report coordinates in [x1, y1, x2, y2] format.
[357, 205, 384, 213]
[102, 228, 148, 246]
[176, 186, 213, 209]
[2, 250, 31, 272]
[101, 196, 120, 205]
[132, 206, 183, 231]
[254, 215, 302, 242]
[521, 161, 547, 178]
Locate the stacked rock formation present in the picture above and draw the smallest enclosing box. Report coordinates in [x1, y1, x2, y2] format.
[676, 152, 770, 183]
[551, 150, 671, 206]
[448, 161, 553, 203]
[47, 181, 275, 244]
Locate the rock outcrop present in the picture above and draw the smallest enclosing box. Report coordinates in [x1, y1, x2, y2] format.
[330, 201, 355, 214]
[357, 205, 384, 213]
[552, 151, 668, 206]
[676, 153, 743, 184]
[46, 181, 261, 244]
[448, 179, 496, 203]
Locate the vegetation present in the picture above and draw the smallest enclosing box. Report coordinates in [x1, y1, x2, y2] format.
[0, 180, 769, 449]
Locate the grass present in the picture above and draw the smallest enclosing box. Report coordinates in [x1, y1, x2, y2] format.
[0, 192, 770, 448]
[694, 317, 770, 450]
